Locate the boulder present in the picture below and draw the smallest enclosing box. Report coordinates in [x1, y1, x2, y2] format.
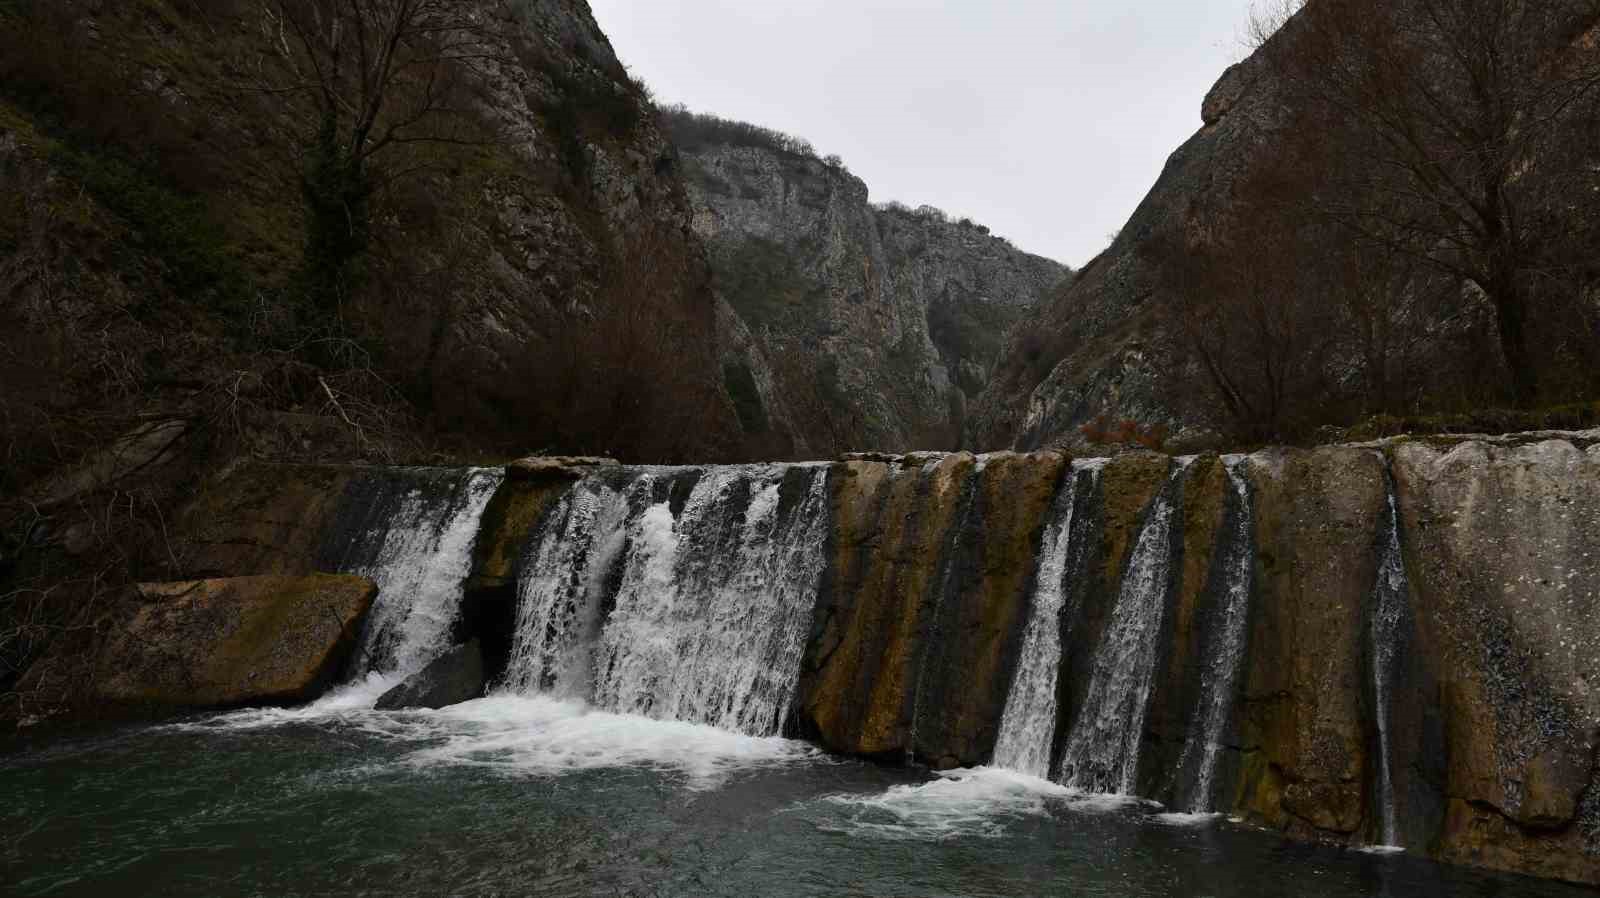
[1202, 61, 1257, 125]
[24, 575, 377, 711]
[375, 640, 486, 710]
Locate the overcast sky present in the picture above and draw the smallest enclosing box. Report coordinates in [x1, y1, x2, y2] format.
[587, 1, 1256, 268]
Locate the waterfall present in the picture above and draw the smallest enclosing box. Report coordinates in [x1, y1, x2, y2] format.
[499, 476, 637, 698]
[504, 465, 830, 737]
[1369, 477, 1410, 849]
[907, 456, 986, 764]
[1056, 462, 1184, 794]
[1175, 456, 1255, 812]
[320, 468, 503, 678]
[991, 459, 1104, 779]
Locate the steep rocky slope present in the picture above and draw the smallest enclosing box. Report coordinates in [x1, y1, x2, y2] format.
[967, 56, 1279, 451]
[677, 138, 1069, 456]
[972, 3, 1600, 451]
[0, 0, 744, 480]
[0, 0, 760, 693]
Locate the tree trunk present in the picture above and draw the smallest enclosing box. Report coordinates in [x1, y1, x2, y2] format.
[1489, 276, 1538, 406]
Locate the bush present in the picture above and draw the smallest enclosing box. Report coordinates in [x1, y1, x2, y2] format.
[660, 105, 821, 159]
[1080, 414, 1169, 451]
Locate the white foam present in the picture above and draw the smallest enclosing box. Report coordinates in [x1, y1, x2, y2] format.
[170, 672, 404, 732]
[391, 694, 818, 788]
[180, 692, 818, 790]
[1357, 844, 1407, 856]
[1155, 811, 1224, 827]
[818, 767, 1072, 840]
[815, 767, 1151, 841]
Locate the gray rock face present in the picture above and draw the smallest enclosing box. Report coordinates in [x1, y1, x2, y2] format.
[376, 640, 487, 710]
[681, 145, 1068, 456]
[388, 0, 741, 455]
[1392, 437, 1600, 882]
[0, 0, 744, 463]
[969, 49, 1283, 452]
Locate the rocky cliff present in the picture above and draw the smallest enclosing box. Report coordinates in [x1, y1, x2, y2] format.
[676, 138, 1069, 456]
[0, 0, 743, 477]
[971, 2, 1600, 451]
[0, 0, 758, 689]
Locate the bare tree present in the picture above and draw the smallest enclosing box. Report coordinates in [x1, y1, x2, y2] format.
[1260, 0, 1600, 404]
[254, 0, 500, 306]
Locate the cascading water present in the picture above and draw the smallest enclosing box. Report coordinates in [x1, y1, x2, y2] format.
[1369, 474, 1410, 849]
[1056, 462, 1185, 794]
[320, 468, 503, 678]
[503, 465, 830, 737]
[991, 459, 1105, 779]
[499, 475, 638, 698]
[1175, 455, 1255, 812]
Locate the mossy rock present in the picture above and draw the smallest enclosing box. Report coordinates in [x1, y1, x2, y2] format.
[797, 454, 976, 758]
[468, 478, 571, 590]
[22, 574, 376, 712]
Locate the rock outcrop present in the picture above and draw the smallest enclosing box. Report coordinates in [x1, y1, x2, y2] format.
[1232, 448, 1389, 839]
[968, 43, 1287, 451]
[0, 0, 745, 473]
[20, 575, 376, 712]
[375, 640, 487, 710]
[680, 141, 1069, 456]
[971, 3, 1600, 451]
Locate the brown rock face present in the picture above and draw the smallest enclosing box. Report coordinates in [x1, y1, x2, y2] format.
[467, 478, 573, 593]
[177, 464, 359, 578]
[1392, 438, 1600, 884]
[1140, 455, 1232, 801]
[796, 454, 975, 758]
[912, 451, 1067, 768]
[1235, 447, 1387, 838]
[795, 452, 1067, 766]
[24, 575, 375, 711]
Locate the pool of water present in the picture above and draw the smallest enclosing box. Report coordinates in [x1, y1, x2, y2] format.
[3, 692, 1588, 898]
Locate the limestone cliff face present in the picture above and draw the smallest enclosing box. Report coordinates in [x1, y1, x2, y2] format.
[966, 49, 1281, 451]
[680, 144, 1069, 456]
[0, 0, 743, 469]
[971, 3, 1600, 451]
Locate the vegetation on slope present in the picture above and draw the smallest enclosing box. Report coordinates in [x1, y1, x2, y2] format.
[0, 0, 746, 705]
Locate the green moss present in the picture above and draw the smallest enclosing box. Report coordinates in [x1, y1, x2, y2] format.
[470, 480, 568, 587]
[720, 236, 810, 328]
[47, 143, 249, 307]
[1340, 403, 1600, 442]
